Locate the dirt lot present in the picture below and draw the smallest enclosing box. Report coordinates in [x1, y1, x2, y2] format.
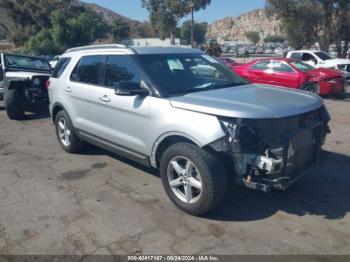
[0, 95, 349, 255]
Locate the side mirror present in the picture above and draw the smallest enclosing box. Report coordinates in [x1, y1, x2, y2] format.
[114, 81, 149, 96]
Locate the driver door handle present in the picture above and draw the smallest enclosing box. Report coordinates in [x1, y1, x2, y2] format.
[99, 95, 111, 103]
[64, 86, 72, 93]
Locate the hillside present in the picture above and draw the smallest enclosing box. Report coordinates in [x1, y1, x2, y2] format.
[82, 2, 144, 29]
[0, 7, 12, 40]
[206, 9, 283, 43]
[0, 2, 145, 41]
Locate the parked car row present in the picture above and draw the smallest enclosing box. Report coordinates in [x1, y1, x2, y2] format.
[221, 42, 290, 57]
[1, 45, 332, 216]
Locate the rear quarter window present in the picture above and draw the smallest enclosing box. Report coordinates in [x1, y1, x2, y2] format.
[70, 55, 105, 85]
[52, 58, 71, 78]
[290, 53, 302, 60]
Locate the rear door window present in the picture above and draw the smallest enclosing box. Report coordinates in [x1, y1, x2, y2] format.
[290, 52, 302, 60]
[52, 58, 71, 78]
[301, 53, 317, 64]
[104, 55, 142, 88]
[71, 55, 105, 85]
[272, 61, 295, 73]
[249, 61, 272, 70]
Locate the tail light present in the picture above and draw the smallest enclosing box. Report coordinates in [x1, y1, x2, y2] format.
[45, 80, 51, 90]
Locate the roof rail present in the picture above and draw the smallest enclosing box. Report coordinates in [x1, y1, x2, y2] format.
[65, 44, 126, 54]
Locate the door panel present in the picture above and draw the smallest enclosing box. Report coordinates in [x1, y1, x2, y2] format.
[87, 54, 151, 155]
[271, 61, 299, 89]
[88, 86, 151, 155]
[66, 55, 105, 132]
[248, 60, 273, 85]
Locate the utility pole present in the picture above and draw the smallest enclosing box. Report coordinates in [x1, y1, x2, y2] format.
[189, 1, 194, 48]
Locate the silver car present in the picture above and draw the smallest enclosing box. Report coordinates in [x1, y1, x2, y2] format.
[48, 45, 330, 216]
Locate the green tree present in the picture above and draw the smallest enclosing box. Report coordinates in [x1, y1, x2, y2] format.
[331, 0, 350, 57]
[245, 31, 260, 44]
[141, 0, 211, 41]
[24, 9, 108, 55]
[266, 0, 348, 51]
[111, 19, 130, 43]
[24, 29, 59, 55]
[0, 0, 76, 46]
[181, 20, 207, 45]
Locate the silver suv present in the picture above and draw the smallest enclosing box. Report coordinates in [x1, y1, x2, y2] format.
[48, 45, 330, 216]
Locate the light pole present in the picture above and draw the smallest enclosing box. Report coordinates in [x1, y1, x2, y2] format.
[189, 1, 194, 48]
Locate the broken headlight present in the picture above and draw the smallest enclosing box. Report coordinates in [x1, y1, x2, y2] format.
[223, 118, 264, 154]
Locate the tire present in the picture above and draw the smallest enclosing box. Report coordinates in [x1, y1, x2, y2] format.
[301, 82, 319, 94]
[55, 110, 84, 153]
[4, 87, 25, 120]
[160, 142, 227, 216]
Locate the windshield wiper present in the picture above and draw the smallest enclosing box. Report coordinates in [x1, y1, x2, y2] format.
[211, 82, 247, 89]
[169, 82, 247, 96]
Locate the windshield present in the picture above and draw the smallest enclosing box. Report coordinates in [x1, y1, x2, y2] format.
[291, 61, 315, 72]
[136, 53, 248, 97]
[314, 52, 332, 61]
[4, 54, 51, 72]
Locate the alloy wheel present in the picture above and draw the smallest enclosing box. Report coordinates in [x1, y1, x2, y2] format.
[57, 117, 71, 147]
[167, 156, 202, 204]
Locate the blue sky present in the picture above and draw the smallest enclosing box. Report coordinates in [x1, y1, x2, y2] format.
[82, 0, 266, 23]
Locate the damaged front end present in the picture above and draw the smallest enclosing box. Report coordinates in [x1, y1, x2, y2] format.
[211, 106, 331, 192]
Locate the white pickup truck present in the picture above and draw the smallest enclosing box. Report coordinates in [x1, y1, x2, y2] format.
[286, 50, 350, 82]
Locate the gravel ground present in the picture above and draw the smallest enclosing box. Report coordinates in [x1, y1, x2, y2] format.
[0, 94, 349, 255]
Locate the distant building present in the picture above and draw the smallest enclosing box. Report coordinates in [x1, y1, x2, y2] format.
[121, 38, 181, 47]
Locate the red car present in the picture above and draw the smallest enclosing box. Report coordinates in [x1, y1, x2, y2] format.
[217, 58, 242, 70]
[233, 58, 345, 95]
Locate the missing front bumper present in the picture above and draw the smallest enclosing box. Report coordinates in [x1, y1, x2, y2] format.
[232, 124, 323, 193]
[239, 166, 315, 193]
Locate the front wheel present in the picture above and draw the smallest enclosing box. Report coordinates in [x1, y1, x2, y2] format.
[160, 142, 227, 216]
[301, 82, 319, 94]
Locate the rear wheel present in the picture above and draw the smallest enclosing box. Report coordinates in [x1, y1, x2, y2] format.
[4, 87, 25, 120]
[55, 110, 84, 153]
[160, 142, 227, 216]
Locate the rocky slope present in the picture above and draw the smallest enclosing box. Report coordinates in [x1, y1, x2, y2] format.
[206, 9, 283, 43]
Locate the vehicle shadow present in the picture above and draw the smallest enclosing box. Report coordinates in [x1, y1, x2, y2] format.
[22, 104, 51, 121]
[81, 145, 350, 221]
[81, 145, 159, 177]
[325, 91, 350, 101]
[206, 150, 350, 221]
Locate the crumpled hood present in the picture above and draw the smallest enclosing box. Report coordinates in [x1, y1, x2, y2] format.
[5, 71, 51, 79]
[307, 68, 343, 79]
[170, 84, 323, 119]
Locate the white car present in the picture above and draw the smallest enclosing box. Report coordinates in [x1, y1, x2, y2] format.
[286, 50, 350, 81]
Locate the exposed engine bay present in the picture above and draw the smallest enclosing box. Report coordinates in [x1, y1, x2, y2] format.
[211, 106, 331, 192]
